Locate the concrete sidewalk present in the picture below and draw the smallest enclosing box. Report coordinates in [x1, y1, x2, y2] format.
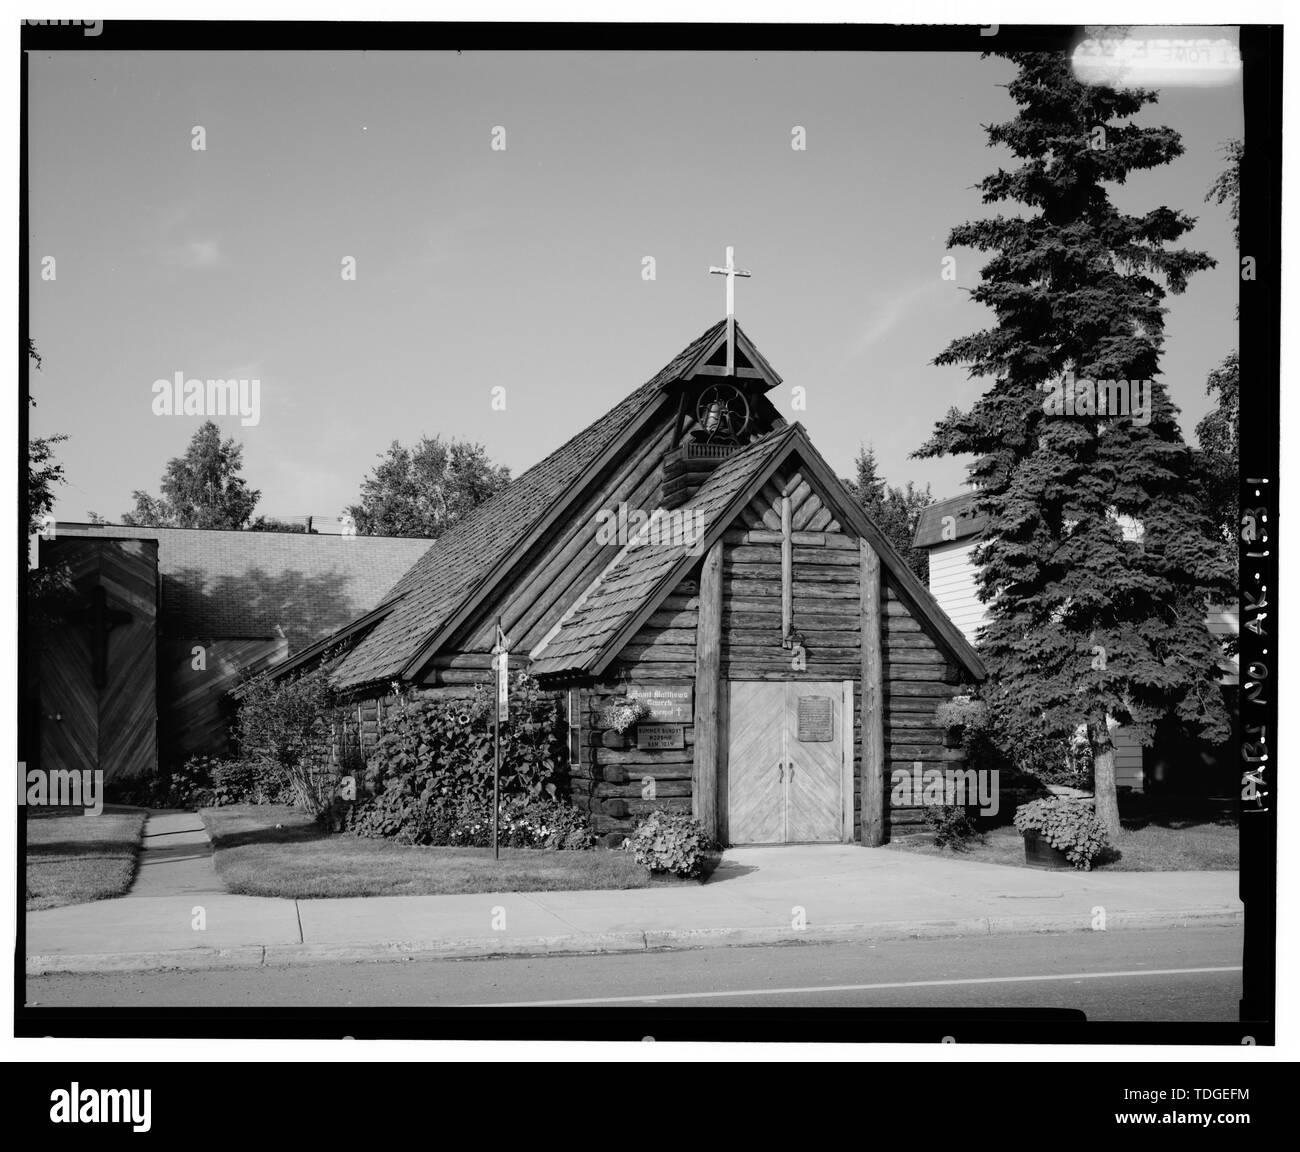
[24, 842, 1243, 975]
[128, 810, 225, 897]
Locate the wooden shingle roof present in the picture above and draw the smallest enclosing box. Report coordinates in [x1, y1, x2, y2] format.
[912, 492, 989, 548]
[316, 319, 731, 690]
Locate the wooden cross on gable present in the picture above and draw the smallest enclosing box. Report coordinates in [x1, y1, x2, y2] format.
[779, 477, 805, 666]
[709, 245, 751, 376]
[69, 584, 132, 688]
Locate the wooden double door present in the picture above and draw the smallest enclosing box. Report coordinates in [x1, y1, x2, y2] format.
[725, 681, 849, 844]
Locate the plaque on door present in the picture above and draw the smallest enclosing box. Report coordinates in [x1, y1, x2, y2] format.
[796, 695, 833, 742]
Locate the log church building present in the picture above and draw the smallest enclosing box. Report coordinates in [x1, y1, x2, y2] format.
[274, 278, 986, 847]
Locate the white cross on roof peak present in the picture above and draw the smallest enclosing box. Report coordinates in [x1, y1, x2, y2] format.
[709, 246, 751, 376]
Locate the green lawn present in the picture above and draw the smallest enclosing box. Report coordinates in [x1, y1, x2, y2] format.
[25, 807, 148, 911]
[200, 805, 718, 898]
[884, 798, 1239, 872]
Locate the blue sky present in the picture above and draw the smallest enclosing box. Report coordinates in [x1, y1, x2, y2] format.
[28, 46, 1242, 525]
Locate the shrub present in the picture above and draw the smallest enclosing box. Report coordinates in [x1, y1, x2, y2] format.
[106, 756, 297, 809]
[936, 692, 1093, 791]
[342, 789, 435, 844]
[923, 802, 980, 849]
[1013, 798, 1109, 870]
[210, 758, 295, 806]
[449, 796, 595, 850]
[631, 809, 715, 878]
[366, 673, 566, 806]
[934, 694, 989, 733]
[344, 792, 593, 850]
[934, 694, 1004, 778]
[234, 661, 338, 814]
[105, 756, 215, 809]
[1007, 729, 1093, 789]
[518, 798, 595, 851]
[1064, 724, 1096, 786]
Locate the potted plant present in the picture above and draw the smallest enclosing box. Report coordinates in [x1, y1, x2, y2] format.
[1013, 798, 1109, 871]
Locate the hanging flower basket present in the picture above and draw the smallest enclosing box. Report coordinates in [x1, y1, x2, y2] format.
[598, 697, 649, 735]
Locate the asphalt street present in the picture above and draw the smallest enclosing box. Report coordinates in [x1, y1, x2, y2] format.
[26, 925, 1241, 1020]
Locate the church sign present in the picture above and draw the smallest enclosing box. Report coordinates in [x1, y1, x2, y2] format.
[637, 723, 686, 751]
[627, 684, 693, 723]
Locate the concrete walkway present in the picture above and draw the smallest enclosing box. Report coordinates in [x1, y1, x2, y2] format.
[25, 839, 1243, 974]
[128, 810, 225, 897]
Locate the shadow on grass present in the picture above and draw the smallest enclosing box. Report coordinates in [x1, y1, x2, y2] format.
[1119, 795, 1238, 833]
[203, 817, 330, 851]
[1094, 844, 1124, 867]
[26, 840, 138, 859]
[25, 810, 147, 910]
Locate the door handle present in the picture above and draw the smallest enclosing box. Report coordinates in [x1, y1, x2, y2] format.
[778, 762, 784, 781]
[788, 761, 795, 780]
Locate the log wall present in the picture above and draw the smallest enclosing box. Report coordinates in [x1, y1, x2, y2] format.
[574, 581, 702, 845]
[881, 579, 973, 832]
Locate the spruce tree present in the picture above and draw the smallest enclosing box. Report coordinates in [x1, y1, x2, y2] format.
[1194, 350, 1239, 569]
[845, 445, 932, 581]
[1196, 140, 1242, 570]
[917, 52, 1233, 836]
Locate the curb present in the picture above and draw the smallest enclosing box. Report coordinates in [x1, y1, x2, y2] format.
[24, 906, 1243, 975]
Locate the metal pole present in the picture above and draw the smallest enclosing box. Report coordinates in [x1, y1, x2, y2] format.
[493, 705, 500, 860]
[493, 617, 501, 860]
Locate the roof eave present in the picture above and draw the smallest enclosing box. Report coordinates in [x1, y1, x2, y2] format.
[258, 593, 406, 685]
[396, 387, 678, 682]
[677, 322, 783, 390]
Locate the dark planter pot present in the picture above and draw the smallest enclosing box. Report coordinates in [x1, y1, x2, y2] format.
[942, 726, 964, 749]
[1022, 829, 1073, 870]
[601, 729, 627, 749]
